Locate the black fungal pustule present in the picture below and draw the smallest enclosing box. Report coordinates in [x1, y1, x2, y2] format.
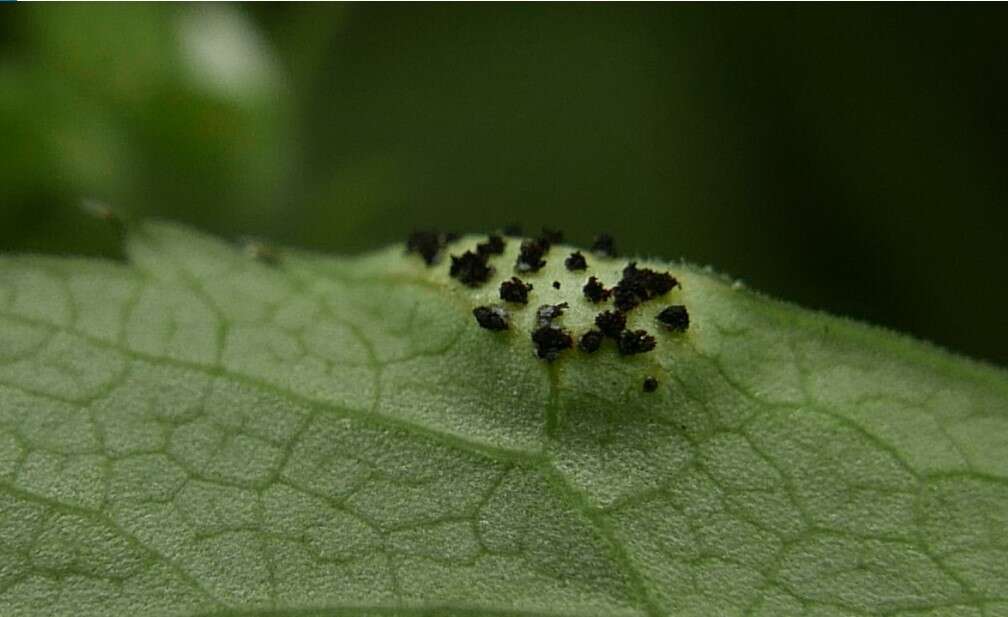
[612, 262, 678, 311]
[578, 329, 604, 353]
[552, 281, 561, 290]
[450, 251, 493, 287]
[473, 306, 509, 331]
[582, 276, 611, 303]
[535, 302, 569, 327]
[624, 262, 679, 296]
[612, 286, 641, 312]
[476, 234, 506, 256]
[565, 251, 588, 271]
[643, 376, 659, 392]
[406, 230, 455, 265]
[532, 326, 573, 361]
[595, 310, 627, 338]
[538, 228, 564, 249]
[657, 305, 690, 332]
[618, 329, 657, 355]
[516, 239, 548, 272]
[500, 277, 533, 304]
[591, 233, 617, 257]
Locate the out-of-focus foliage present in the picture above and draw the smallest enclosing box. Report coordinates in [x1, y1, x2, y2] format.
[1, 4, 1006, 364]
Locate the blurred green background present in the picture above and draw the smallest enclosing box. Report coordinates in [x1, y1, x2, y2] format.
[2, 4, 1006, 365]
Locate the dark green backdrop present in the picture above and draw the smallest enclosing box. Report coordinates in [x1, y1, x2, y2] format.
[2, 4, 1006, 364]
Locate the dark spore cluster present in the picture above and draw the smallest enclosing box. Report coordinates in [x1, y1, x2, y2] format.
[618, 329, 657, 355]
[612, 262, 678, 311]
[582, 276, 610, 303]
[578, 329, 604, 353]
[473, 306, 509, 331]
[594, 310, 627, 338]
[657, 305, 690, 332]
[516, 239, 548, 272]
[532, 325, 573, 361]
[531, 301, 572, 361]
[407, 230, 458, 265]
[500, 277, 533, 304]
[450, 251, 493, 287]
[612, 286, 641, 312]
[565, 251, 588, 271]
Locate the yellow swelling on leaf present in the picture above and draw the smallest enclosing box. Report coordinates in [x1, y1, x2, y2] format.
[0, 222, 1006, 617]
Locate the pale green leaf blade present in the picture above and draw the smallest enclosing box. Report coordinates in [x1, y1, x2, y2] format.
[0, 222, 1005, 617]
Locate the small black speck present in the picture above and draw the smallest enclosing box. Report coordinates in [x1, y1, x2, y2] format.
[643, 376, 659, 392]
[657, 305, 690, 332]
[578, 329, 604, 353]
[618, 329, 657, 355]
[591, 233, 617, 257]
[565, 251, 588, 271]
[476, 234, 506, 256]
[538, 228, 564, 249]
[516, 239, 548, 272]
[582, 276, 610, 303]
[595, 310, 627, 338]
[532, 326, 573, 361]
[473, 306, 509, 331]
[552, 281, 561, 290]
[450, 251, 493, 287]
[535, 302, 569, 327]
[444, 232, 461, 244]
[500, 277, 532, 304]
[503, 224, 524, 237]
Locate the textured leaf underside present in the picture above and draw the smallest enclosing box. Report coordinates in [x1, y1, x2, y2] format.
[0, 223, 1006, 617]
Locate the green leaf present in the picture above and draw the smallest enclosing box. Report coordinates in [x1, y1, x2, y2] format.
[1, 222, 1006, 617]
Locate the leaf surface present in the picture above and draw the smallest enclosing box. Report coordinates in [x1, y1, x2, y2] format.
[0, 223, 1006, 617]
